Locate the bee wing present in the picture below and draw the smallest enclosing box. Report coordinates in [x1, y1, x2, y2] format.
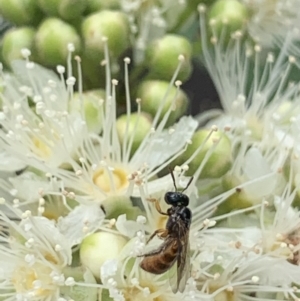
[167, 241, 180, 293]
[168, 223, 190, 293]
[176, 233, 190, 293]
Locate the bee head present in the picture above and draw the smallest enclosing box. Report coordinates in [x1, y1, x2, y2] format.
[166, 168, 193, 207]
[164, 191, 189, 207]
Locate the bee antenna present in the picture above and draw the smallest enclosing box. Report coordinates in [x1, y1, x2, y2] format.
[182, 176, 194, 193]
[169, 167, 178, 191]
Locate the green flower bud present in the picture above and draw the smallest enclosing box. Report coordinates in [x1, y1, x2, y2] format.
[38, 0, 86, 20]
[59, 0, 86, 20]
[217, 173, 253, 215]
[2, 27, 35, 68]
[37, 0, 58, 15]
[80, 231, 127, 279]
[86, 0, 120, 14]
[71, 90, 105, 134]
[208, 0, 248, 39]
[174, 129, 232, 178]
[146, 34, 192, 82]
[116, 112, 152, 156]
[137, 80, 188, 127]
[35, 18, 81, 67]
[0, 0, 43, 26]
[102, 195, 142, 220]
[81, 10, 130, 62]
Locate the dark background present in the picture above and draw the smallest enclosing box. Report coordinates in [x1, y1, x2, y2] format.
[183, 61, 221, 116]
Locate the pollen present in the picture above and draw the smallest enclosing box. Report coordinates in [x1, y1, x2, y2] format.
[92, 167, 129, 194]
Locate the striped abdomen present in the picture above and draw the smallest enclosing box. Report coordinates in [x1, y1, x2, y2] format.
[140, 242, 178, 274]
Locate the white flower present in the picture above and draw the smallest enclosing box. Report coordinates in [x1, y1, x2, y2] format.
[0, 46, 198, 210]
[0, 204, 101, 301]
[242, 0, 300, 47]
[258, 187, 300, 265]
[192, 221, 300, 301]
[198, 8, 300, 147]
[86, 167, 276, 299]
[57, 203, 105, 246]
[0, 171, 75, 221]
[196, 8, 300, 207]
[0, 60, 85, 170]
[0, 209, 72, 300]
[221, 146, 287, 208]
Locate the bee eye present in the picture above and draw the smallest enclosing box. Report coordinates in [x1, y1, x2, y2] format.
[164, 192, 174, 204]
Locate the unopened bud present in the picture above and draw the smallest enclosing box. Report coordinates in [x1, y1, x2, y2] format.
[146, 34, 192, 82]
[71, 89, 105, 134]
[174, 129, 232, 178]
[81, 10, 130, 62]
[208, 0, 248, 41]
[116, 112, 152, 156]
[2, 27, 35, 68]
[80, 231, 127, 279]
[35, 18, 81, 68]
[137, 80, 188, 127]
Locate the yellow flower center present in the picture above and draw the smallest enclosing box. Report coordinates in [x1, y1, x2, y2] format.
[123, 282, 165, 301]
[41, 196, 71, 221]
[93, 167, 129, 194]
[215, 290, 234, 301]
[12, 263, 53, 297]
[209, 282, 235, 301]
[32, 137, 53, 159]
[246, 115, 264, 141]
[266, 235, 297, 263]
[43, 210, 59, 221]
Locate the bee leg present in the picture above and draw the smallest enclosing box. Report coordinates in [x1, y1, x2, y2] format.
[138, 233, 168, 257]
[147, 198, 168, 216]
[146, 228, 168, 244]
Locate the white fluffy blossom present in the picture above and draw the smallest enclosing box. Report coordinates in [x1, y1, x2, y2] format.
[0, 46, 197, 213]
[242, 0, 300, 47]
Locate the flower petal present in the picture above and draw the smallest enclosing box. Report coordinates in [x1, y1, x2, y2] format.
[57, 204, 105, 246]
[132, 116, 198, 169]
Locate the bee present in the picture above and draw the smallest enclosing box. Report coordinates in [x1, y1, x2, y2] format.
[139, 169, 193, 293]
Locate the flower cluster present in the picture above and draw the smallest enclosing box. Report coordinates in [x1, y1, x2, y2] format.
[0, 41, 201, 300]
[2, 4, 300, 301]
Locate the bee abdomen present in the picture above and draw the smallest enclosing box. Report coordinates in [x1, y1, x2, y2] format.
[140, 247, 177, 274]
